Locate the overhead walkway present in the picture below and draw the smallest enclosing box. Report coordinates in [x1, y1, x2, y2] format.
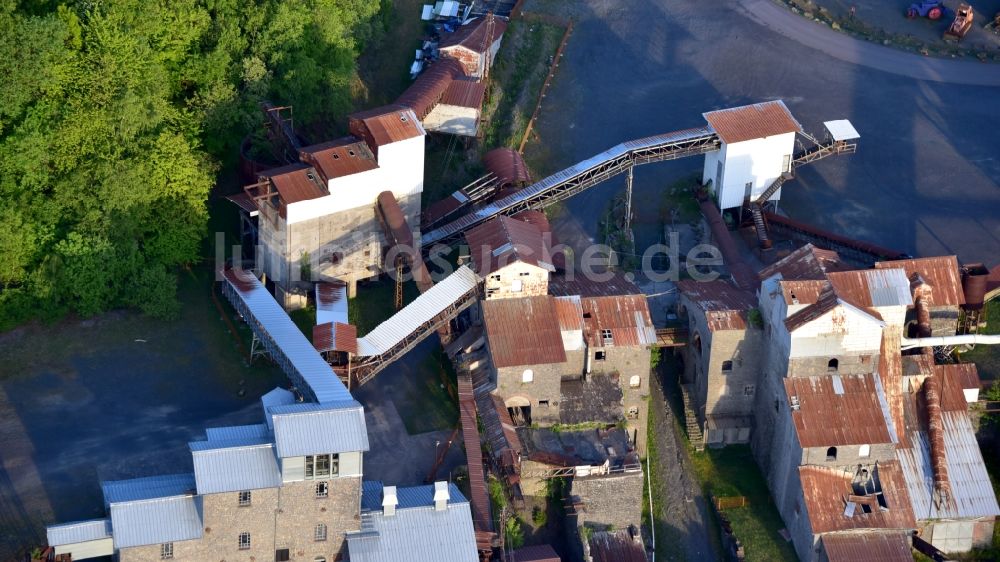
[421, 127, 721, 248]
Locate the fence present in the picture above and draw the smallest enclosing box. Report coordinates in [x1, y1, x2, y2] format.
[714, 495, 750, 510]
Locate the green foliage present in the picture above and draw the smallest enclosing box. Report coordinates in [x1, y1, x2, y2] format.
[650, 347, 661, 371]
[504, 515, 525, 549]
[0, 0, 384, 326]
[748, 308, 763, 328]
[531, 505, 547, 527]
[982, 381, 1000, 427]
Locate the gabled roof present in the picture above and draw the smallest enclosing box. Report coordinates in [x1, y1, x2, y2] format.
[465, 215, 553, 276]
[759, 244, 845, 281]
[396, 58, 466, 119]
[349, 104, 424, 148]
[102, 474, 196, 507]
[482, 296, 567, 368]
[821, 532, 913, 562]
[299, 137, 378, 183]
[47, 518, 113, 547]
[826, 268, 913, 309]
[109, 494, 204, 549]
[935, 363, 980, 412]
[875, 256, 966, 306]
[441, 78, 487, 109]
[799, 461, 915, 534]
[785, 373, 894, 447]
[313, 321, 359, 355]
[483, 147, 531, 187]
[258, 162, 327, 205]
[269, 400, 370, 458]
[589, 529, 648, 562]
[440, 16, 508, 51]
[189, 436, 282, 494]
[703, 100, 802, 144]
[784, 287, 885, 333]
[581, 295, 657, 347]
[677, 279, 757, 332]
[778, 279, 830, 306]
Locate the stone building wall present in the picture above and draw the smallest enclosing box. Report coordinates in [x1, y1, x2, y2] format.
[571, 472, 644, 532]
[481, 261, 549, 300]
[273, 476, 362, 561]
[786, 353, 878, 378]
[589, 345, 650, 453]
[495, 350, 585, 426]
[800, 443, 896, 467]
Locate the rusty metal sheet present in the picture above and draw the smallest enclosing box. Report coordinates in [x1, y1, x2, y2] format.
[827, 268, 913, 309]
[482, 296, 566, 368]
[511, 544, 560, 562]
[935, 363, 979, 413]
[257, 162, 326, 205]
[299, 137, 377, 182]
[677, 279, 756, 332]
[441, 78, 486, 109]
[784, 287, 840, 332]
[778, 279, 830, 306]
[553, 295, 583, 332]
[348, 105, 424, 149]
[588, 530, 648, 562]
[759, 243, 845, 281]
[439, 17, 508, 51]
[226, 191, 258, 214]
[875, 256, 966, 307]
[548, 271, 641, 298]
[799, 461, 915, 534]
[821, 532, 913, 562]
[458, 375, 495, 537]
[702, 100, 802, 144]
[312, 322, 358, 355]
[785, 373, 893, 447]
[396, 58, 466, 119]
[464, 215, 550, 276]
[377, 191, 414, 249]
[483, 148, 531, 188]
[580, 295, 656, 347]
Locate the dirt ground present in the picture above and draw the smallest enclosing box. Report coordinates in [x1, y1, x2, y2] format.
[801, 0, 1000, 54]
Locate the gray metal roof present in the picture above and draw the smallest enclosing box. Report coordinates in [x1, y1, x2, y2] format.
[205, 423, 270, 442]
[190, 437, 282, 494]
[349, 484, 477, 562]
[897, 411, 1000, 520]
[109, 494, 204, 549]
[261, 387, 296, 429]
[102, 473, 196, 507]
[46, 518, 112, 546]
[269, 400, 370, 458]
[361, 481, 467, 512]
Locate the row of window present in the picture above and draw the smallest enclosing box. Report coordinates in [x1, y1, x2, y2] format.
[825, 444, 870, 461]
[161, 524, 330, 559]
[720, 358, 843, 374]
[236, 482, 329, 510]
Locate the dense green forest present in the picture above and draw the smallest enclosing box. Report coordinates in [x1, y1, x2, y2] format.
[0, 0, 386, 328]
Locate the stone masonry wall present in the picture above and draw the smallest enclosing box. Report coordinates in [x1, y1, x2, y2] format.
[571, 472, 644, 531]
[800, 443, 896, 467]
[495, 351, 585, 426]
[274, 476, 361, 561]
[787, 353, 878, 378]
[590, 346, 650, 453]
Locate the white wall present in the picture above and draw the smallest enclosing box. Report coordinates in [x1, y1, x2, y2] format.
[789, 305, 883, 358]
[706, 132, 795, 210]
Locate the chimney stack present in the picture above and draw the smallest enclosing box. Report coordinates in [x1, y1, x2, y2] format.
[433, 481, 450, 511]
[382, 485, 398, 516]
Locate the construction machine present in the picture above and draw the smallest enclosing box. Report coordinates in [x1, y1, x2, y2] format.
[907, 1, 945, 20]
[943, 3, 974, 41]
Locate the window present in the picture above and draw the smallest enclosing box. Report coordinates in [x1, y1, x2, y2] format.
[276, 548, 290, 561]
[522, 369, 533, 383]
[316, 481, 329, 498]
[722, 360, 733, 372]
[827, 358, 839, 372]
[511, 279, 523, 292]
[859, 444, 871, 458]
[490, 274, 501, 281]
[305, 454, 340, 479]
[595, 350, 606, 361]
[744, 384, 755, 396]
[239, 532, 251, 550]
[538, 400, 549, 407]
[628, 406, 639, 419]
[160, 543, 174, 559]
[601, 329, 613, 345]
[826, 447, 837, 461]
[629, 375, 641, 388]
[782, 154, 792, 173]
[744, 181, 753, 200]
[238, 490, 252, 506]
[519, 271, 531, 276]
[314, 523, 328, 542]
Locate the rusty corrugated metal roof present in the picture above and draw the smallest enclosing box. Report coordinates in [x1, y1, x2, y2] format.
[258, 163, 326, 205]
[511, 544, 560, 562]
[784, 287, 840, 332]
[377, 191, 414, 249]
[589, 530, 648, 562]
[396, 58, 466, 119]
[348, 105, 424, 149]
[299, 137, 377, 183]
[464, 215, 552, 276]
[312, 322, 358, 355]
[581, 295, 656, 348]
[483, 148, 531, 188]
[935, 363, 979, 412]
[226, 191, 259, 214]
[482, 296, 566, 368]
[702, 100, 802, 144]
[441, 78, 486, 109]
[799, 461, 915, 534]
[677, 279, 756, 332]
[759, 243, 845, 281]
[785, 373, 894, 447]
[875, 256, 965, 306]
[548, 272, 641, 298]
[458, 375, 495, 540]
[879, 328, 908, 449]
[826, 268, 913, 309]
[440, 16, 508, 51]
[778, 279, 830, 306]
[554, 295, 584, 332]
[821, 532, 913, 562]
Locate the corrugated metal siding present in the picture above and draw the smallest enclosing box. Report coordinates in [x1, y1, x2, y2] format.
[439, 16, 508, 50]
[482, 296, 566, 368]
[102, 474, 196, 507]
[109, 495, 204, 549]
[821, 532, 913, 562]
[786, 373, 893, 447]
[588, 530, 648, 562]
[799, 461, 915, 534]
[826, 269, 912, 309]
[261, 387, 295, 430]
[347, 501, 478, 562]
[897, 411, 1000, 520]
[356, 266, 479, 357]
[205, 423, 270, 442]
[465, 215, 549, 276]
[441, 79, 486, 109]
[223, 268, 352, 404]
[47, 518, 112, 546]
[483, 148, 531, 188]
[190, 440, 281, 494]
[703, 100, 802, 144]
[313, 322, 359, 355]
[396, 58, 465, 119]
[269, 401, 370, 457]
[875, 256, 966, 306]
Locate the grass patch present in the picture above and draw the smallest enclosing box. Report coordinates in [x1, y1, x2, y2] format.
[690, 446, 797, 562]
[348, 277, 419, 335]
[642, 397, 687, 561]
[394, 348, 459, 434]
[960, 300, 1000, 382]
[355, 0, 428, 108]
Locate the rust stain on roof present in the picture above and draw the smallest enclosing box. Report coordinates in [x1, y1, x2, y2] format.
[395, 58, 466, 119]
[511, 544, 561, 562]
[879, 327, 908, 449]
[759, 243, 845, 281]
[464, 215, 552, 276]
[677, 279, 756, 332]
[440, 17, 508, 51]
[299, 137, 377, 183]
[458, 376, 494, 537]
[778, 279, 830, 306]
[348, 104, 423, 150]
[483, 147, 532, 188]
[799, 461, 915, 534]
[441, 78, 486, 109]
[875, 256, 965, 306]
[312, 322, 358, 355]
[934, 363, 979, 413]
[581, 295, 656, 348]
[785, 373, 893, 447]
[784, 287, 840, 332]
[258, 162, 326, 205]
[588, 530, 648, 562]
[222, 266, 257, 293]
[821, 532, 913, 562]
[226, 191, 259, 214]
[483, 296, 566, 368]
[377, 191, 415, 249]
[548, 272, 641, 298]
[554, 295, 584, 332]
[702, 100, 802, 144]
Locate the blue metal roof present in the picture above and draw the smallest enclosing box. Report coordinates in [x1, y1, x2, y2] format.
[269, 400, 370, 458]
[102, 473, 196, 507]
[46, 518, 112, 546]
[348, 491, 477, 562]
[109, 495, 204, 549]
[190, 437, 282, 494]
[205, 423, 270, 442]
[361, 481, 469, 512]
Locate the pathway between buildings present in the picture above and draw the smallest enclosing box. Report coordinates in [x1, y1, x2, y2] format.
[648, 366, 717, 561]
[737, 0, 1000, 86]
